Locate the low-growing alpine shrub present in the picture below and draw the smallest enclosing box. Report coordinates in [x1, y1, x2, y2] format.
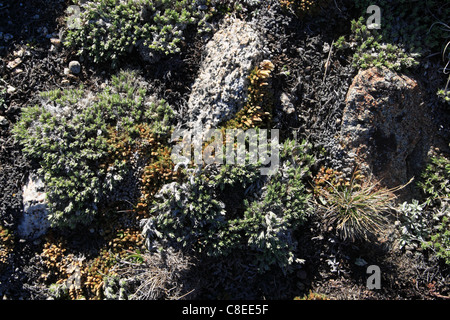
[418, 149, 450, 205]
[415, 148, 450, 265]
[335, 1, 449, 72]
[0, 87, 6, 111]
[65, 0, 215, 67]
[422, 214, 450, 265]
[13, 70, 174, 229]
[141, 137, 315, 273]
[335, 17, 419, 71]
[353, 0, 449, 54]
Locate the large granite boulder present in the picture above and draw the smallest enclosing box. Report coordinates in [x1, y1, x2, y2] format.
[186, 17, 267, 133]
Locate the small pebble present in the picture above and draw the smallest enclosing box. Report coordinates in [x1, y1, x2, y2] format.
[6, 85, 16, 94]
[0, 115, 8, 126]
[50, 38, 61, 47]
[68, 60, 81, 74]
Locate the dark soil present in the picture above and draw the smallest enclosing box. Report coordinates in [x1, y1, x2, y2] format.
[0, 0, 449, 300]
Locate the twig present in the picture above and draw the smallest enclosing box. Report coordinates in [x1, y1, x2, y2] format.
[334, 0, 342, 13]
[430, 291, 450, 300]
[175, 288, 196, 300]
[323, 40, 334, 84]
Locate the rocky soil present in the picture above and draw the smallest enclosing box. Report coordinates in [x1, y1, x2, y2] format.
[0, 0, 449, 300]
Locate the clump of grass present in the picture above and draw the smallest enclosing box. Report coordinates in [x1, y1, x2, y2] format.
[316, 168, 409, 241]
[107, 248, 196, 300]
[436, 37, 449, 104]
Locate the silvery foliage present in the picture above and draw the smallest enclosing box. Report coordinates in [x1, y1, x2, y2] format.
[396, 200, 434, 249]
[141, 138, 314, 273]
[140, 177, 227, 254]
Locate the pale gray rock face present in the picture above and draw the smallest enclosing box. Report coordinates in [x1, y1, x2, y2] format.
[185, 17, 267, 134]
[17, 173, 50, 240]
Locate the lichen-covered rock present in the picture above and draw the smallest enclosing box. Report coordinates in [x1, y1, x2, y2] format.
[185, 17, 267, 133]
[17, 173, 49, 239]
[340, 66, 431, 188]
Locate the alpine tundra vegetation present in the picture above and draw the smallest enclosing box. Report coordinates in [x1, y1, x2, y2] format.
[0, 0, 449, 301]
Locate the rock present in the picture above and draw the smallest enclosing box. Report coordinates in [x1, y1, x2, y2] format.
[340, 66, 430, 189]
[280, 92, 296, 115]
[6, 85, 16, 94]
[0, 115, 8, 126]
[13, 48, 25, 57]
[185, 17, 267, 134]
[17, 173, 50, 240]
[50, 38, 61, 47]
[68, 60, 81, 74]
[7, 58, 22, 70]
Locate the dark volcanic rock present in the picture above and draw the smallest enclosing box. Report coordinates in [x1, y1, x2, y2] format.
[340, 66, 432, 189]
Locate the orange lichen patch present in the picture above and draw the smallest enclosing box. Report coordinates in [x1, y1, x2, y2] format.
[313, 166, 356, 195]
[40, 238, 69, 282]
[294, 290, 330, 300]
[40, 224, 146, 300]
[0, 226, 14, 267]
[137, 145, 181, 216]
[222, 60, 275, 130]
[105, 122, 181, 217]
[279, 0, 330, 17]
